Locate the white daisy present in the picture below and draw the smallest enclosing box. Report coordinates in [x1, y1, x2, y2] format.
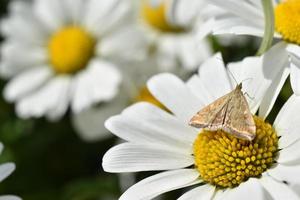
[133, 0, 213, 72]
[0, 143, 21, 200]
[207, 0, 300, 97]
[0, 0, 148, 120]
[101, 50, 300, 199]
[72, 59, 167, 142]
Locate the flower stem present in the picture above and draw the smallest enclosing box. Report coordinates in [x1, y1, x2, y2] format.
[256, 0, 274, 56]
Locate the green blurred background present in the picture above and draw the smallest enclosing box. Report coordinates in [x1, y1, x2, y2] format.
[0, 1, 293, 200]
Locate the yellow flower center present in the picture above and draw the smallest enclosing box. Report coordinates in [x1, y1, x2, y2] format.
[275, 0, 300, 45]
[193, 116, 278, 188]
[48, 26, 96, 74]
[140, 0, 184, 33]
[135, 86, 166, 109]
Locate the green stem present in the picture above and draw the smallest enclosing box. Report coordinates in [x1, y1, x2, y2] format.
[256, 0, 275, 56]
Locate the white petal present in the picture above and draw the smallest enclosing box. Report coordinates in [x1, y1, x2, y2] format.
[259, 175, 299, 200]
[119, 169, 201, 200]
[155, 36, 179, 71]
[102, 143, 193, 173]
[0, 143, 3, 155]
[168, 0, 202, 27]
[289, 54, 300, 96]
[214, 22, 264, 37]
[257, 42, 289, 118]
[0, 42, 47, 77]
[228, 42, 288, 114]
[98, 25, 149, 61]
[209, 0, 264, 27]
[1, 2, 48, 44]
[222, 178, 266, 200]
[72, 93, 127, 142]
[46, 77, 72, 121]
[0, 196, 22, 200]
[197, 53, 232, 101]
[274, 95, 300, 149]
[178, 36, 212, 71]
[62, 0, 85, 23]
[71, 60, 121, 113]
[0, 163, 15, 182]
[195, 18, 215, 43]
[186, 75, 215, 107]
[286, 44, 300, 58]
[268, 163, 300, 185]
[194, 38, 213, 65]
[291, 184, 300, 198]
[3, 67, 53, 102]
[178, 184, 215, 200]
[213, 189, 228, 200]
[259, 66, 290, 119]
[147, 73, 204, 124]
[105, 102, 197, 151]
[83, 0, 131, 35]
[16, 76, 71, 119]
[277, 139, 300, 165]
[33, 0, 67, 31]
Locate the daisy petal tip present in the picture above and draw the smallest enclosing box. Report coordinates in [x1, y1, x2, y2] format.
[213, 52, 223, 60]
[7, 163, 16, 172]
[101, 147, 117, 173]
[147, 73, 177, 88]
[2, 87, 14, 103]
[147, 73, 181, 95]
[0, 162, 16, 181]
[104, 115, 120, 132]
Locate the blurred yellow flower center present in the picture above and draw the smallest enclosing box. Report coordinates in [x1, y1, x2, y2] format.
[48, 26, 96, 74]
[275, 0, 300, 45]
[135, 86, 166, 109]
[141, 0, 183, 33]
[193, 116, 278, 188]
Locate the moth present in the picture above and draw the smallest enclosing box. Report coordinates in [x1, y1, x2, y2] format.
[189, 83, 256, 141]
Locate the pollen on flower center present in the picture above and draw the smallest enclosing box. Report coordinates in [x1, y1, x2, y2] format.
[140, 0, 184, 33]
[275, 0, 300, 45]
[193, 116, 278, 188]
[48, 26, 96, 74]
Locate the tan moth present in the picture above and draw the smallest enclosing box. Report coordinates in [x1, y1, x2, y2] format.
[189, 83, 256, 141]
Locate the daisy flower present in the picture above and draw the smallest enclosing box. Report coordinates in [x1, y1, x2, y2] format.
[133, 0, 213, 72]
[102, 50, 300, 199]
[207, 0, 300, 97]
[0, 143, 21, 200]
[72, 59, 167, 141]
[0, 0, 147, 120]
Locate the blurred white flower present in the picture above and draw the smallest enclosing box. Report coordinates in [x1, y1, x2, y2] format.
[132, 0, 213, 72]
[72, 0, 216, 141]
[207, 0, 300, 97]
[0, 143, 21, 200]
[72, 59, 165, 142]
[0, 0, 148, 120]
[102, 51, 298, 199]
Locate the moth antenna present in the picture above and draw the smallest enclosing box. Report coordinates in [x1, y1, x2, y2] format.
[243, 92, 254, 100]
[227, 68, 239, 86]
[241, 78, 253, 84]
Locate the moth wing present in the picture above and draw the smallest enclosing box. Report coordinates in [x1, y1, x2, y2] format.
[223, 88, 256, 140]
[189, 91, 232, 130]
